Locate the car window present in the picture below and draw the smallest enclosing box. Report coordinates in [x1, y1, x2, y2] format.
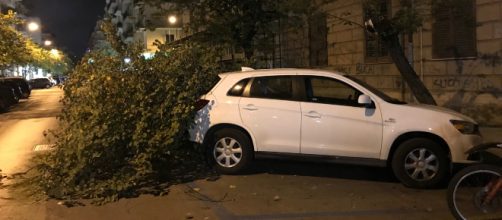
[227, 79, 249, 97]
[305, 76, 363, 106]
[249, 76, 293, 100]
[345, 75, 406, 104]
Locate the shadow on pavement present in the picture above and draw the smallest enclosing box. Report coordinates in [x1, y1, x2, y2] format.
[244, 159, 399, 183]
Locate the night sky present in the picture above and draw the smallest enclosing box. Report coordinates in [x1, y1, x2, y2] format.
[24, 0, 106, 59]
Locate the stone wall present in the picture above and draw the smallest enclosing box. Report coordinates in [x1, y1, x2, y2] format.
[279, 0, 502, 125]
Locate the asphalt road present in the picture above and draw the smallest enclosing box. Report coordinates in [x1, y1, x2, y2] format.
[0, 87, 62, 220]
[0, 87, 62, 175]
[0, 87, 473, 219]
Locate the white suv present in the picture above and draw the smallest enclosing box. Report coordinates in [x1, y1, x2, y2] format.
[189, 68, 482, 188]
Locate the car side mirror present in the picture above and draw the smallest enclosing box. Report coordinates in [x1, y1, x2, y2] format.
[358, 94, 375, 108]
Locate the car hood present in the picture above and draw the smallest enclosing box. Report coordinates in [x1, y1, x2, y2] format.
[405, 104, 476, 123]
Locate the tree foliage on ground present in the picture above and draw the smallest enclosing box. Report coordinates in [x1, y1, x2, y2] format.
[15, 20, 221, 204]
[0, 11, 70, 74]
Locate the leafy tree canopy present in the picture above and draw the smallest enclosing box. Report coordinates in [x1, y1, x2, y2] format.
[143, 0, 335, 59]
[0, 11, 71, 75]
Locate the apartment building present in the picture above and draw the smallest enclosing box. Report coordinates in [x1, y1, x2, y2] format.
[104, 0, 183, 56]
[0, 0, 20, 12]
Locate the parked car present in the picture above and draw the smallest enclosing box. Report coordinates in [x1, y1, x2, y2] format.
[47, 77, 57, 86]
[189, 68, 483, 189]
[0, 85, 17, 112]
[0, 77, 31, 98]
[0, 97, 8, 112]
[0, 80, 23, 101]
[29, 78, 53, 89]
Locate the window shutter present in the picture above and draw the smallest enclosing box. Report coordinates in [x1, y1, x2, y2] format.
[433, 0, 476, 58]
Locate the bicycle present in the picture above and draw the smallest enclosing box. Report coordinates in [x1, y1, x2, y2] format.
[447, 142, 502, 220]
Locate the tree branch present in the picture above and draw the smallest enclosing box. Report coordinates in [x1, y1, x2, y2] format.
[325, 13, 366, 29]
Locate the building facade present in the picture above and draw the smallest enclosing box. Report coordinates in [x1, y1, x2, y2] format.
[0, 0, 20, 12]
[277, 0, 502, 126]
[104, 0, 184, 55]
[100, 0, 501, 125]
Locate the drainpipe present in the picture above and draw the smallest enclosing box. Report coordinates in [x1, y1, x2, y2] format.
[420, 27, 424, 82]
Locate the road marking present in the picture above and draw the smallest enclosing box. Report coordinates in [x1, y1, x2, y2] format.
[33, 144, 56, 152]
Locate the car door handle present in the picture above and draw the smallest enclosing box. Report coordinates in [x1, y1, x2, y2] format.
[304, 111, 321, 118]
[242, 104, 258, 111]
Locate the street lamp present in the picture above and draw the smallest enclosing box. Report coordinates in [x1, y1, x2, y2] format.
[50, 49, 61, 59]
[168, 15, 177, 24]
[27, 22, 40, 32]
[44, 40, 53, 46]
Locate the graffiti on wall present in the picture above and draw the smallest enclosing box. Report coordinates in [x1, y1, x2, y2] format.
[439, 51, 502, 125]
[355, 63, 376, 75]
[334, 66, 352, 74]
[335, 63, 379, 75]
[432, 77, 497, 90]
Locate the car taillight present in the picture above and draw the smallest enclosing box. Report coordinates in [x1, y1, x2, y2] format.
[194, 99, 210, 111]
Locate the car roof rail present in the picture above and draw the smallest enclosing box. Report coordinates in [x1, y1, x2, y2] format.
[241, 67, 255, 72]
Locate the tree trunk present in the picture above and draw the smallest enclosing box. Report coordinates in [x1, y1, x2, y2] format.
[383, 34, 436, 105]
[369, 16, 437, 105]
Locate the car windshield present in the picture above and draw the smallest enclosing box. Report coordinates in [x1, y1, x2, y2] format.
[345, 75, 407, 105]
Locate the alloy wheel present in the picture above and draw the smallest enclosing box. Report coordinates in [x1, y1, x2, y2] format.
[404, 148, 439, 181]
[213, 137, 243, 168]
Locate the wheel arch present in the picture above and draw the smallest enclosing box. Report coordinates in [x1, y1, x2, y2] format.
[387, 132, 451, 167]
[203, 123, 256, 151]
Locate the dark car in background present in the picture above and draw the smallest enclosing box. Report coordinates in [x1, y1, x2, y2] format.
[0, 85, 18, 112]
[0, 79, 23, 101]
[0, 77, 31, 98]
[29, 78, 53, 89]
[0, 97, 8, 112]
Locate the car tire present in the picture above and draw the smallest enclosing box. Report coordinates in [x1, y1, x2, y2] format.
[0, 100, 8, 113]
[45, 84, 51, 89]
[11, 93, 19, 104]
[208, 128, 253, 174]
[392, 138, 449, 188]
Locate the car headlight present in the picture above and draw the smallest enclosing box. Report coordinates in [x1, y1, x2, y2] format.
[450, 120, 480, 135]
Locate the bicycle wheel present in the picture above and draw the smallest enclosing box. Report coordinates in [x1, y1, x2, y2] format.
[447, 164, 502, 220]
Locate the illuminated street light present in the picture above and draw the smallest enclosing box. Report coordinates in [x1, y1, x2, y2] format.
[27, 22, 40, 32]
[168, 15, 177, 24]
[44, 40, 53, 46]
[50, 49, 61, 59]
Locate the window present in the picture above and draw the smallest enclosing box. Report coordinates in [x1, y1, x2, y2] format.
[227, 79, 249, 97]
[364, 0, 391, 63]
[432, 0, 476, 58]
[305, 77, 362, 106]
[249, 76, 293, 100]
[309, 13, 328, 67]
[166, 34, 175, 43]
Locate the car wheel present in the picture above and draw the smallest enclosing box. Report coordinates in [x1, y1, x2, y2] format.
[208, 128, 253, 174]
[0, 100, 8, 113]
[12, 93, 19, 104]
[46, 84, 51, 89]
[392, 138, 449, 188]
